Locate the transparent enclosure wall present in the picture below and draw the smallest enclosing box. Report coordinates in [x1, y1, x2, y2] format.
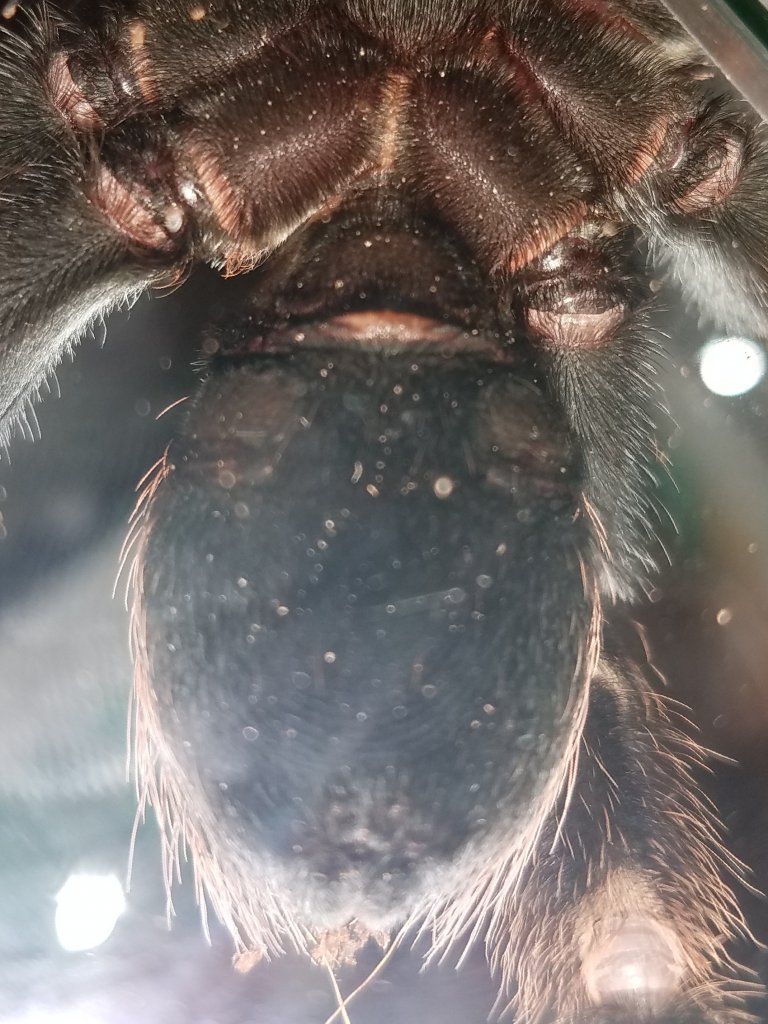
[2, 2, 768, 1022]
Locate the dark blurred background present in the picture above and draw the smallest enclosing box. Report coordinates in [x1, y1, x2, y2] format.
[0, 273, 767, 1023]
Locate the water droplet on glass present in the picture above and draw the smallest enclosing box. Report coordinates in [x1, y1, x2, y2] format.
[433, 475, 455, 498]
[292, 671, 312, 690]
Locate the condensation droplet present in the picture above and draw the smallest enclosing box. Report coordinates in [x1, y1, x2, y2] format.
[323, 651, 337, 664]
[476, 574, 493, 589]
[716, 608, 733, 625]
[392, 705, 408, 719]
[433, 475, 455, 499]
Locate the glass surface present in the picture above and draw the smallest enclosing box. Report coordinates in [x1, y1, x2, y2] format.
[660, 0, 768, 118]
[1, 5, 768, 1024]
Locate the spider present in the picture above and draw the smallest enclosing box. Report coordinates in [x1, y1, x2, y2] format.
[0, 0, 766, 1021]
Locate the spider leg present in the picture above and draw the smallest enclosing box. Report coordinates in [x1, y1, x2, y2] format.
[0, 6, 196, 442]
[490, 654, 757, 1024]
[626, 95, 768, 335]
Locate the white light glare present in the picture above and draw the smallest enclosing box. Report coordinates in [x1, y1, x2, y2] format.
[3, 1005, 108, 1024]
[698, 335, 767, 397]
[54, 872, 126, 952]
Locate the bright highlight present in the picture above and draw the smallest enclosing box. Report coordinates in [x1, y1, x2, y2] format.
[54, 872, 126, 952]
[699, 336, 766, 397]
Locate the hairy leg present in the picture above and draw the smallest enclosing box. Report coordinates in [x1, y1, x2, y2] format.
[625, 96, 768, 335]
[490, 655, 755, 1023]
[0, 6, 197, 436]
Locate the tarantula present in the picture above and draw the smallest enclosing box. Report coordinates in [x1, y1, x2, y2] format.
[0, 0, 766, 1020]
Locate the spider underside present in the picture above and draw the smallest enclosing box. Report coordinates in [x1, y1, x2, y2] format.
[1, 1, 767, 1021]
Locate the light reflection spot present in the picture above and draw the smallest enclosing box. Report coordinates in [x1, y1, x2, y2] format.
[55, 873, 126, 952]
[699, 336, 766, 396]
